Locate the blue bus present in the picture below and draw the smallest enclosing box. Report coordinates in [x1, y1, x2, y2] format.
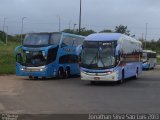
[142, 50, 157, 70]
[80, 33, 142, 84]
[15, 32, 84, 79]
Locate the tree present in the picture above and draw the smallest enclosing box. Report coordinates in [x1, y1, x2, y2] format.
[115, 25, 130, 35]
[79, 27, 96, 36]
[63, 29, 75, 34]
[63, 28, 95, 36]
[99, 29, 113, 33]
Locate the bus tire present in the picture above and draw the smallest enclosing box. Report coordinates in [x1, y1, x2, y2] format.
[58, 67, 64, 79]
[42, 77, 46, 80]
[65, 67, 70, 78]
[118, 70, 125, 84]
[90, 81, 96, 85]
[34, 76, 38, 80]
[134, 68, 138, 79]
[29, 76, 32, 80]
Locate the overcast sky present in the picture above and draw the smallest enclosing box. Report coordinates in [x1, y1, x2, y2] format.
[0, 0, 160, 40]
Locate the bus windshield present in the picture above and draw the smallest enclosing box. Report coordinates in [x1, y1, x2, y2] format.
[142, 52, 147, 62]
[23, 34, 50, 46]
[81, 41, 116, 69]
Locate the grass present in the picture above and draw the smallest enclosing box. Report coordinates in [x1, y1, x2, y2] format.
[0, 42, 20, 74]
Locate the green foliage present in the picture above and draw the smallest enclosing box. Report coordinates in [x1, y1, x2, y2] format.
[99, 29, 113, 33]
[63, 28, 96, 36]
[0, 31, 6, 43]
[157, 58, 160, 65]
[115, 25, 130, 35]
[0, 31, 21, 44]
[0, 43, 20, 74]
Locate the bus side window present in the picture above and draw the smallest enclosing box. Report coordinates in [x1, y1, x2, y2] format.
[59, 55, 78, 64]
[47, 47, 58, 64]
[73, 37, 84, 46]
[50, 33, 61, 45]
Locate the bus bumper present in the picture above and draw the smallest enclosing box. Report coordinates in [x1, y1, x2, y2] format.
[80, 71, 119, 81]
[142, 63, 149, 69]
[16, 65, 50, 78]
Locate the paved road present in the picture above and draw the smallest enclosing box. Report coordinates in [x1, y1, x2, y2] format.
[0, 67, 160, 114]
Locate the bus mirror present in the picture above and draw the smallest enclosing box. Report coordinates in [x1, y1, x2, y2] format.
[16, 53, 22, 63]
[115, 55, 120, 65]
[78, 56, 81, 62]
[116, 59, 119, 65]
[81, 45, 83, 49]
[61, 43, 66, 48]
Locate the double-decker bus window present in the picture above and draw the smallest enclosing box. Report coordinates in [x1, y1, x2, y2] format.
[62, 36, 74, 47]
[73, 37, 84, 46]
[50, 33, 61, 45]
[47, 47, 59, 64]
[59, 55, 78, 64]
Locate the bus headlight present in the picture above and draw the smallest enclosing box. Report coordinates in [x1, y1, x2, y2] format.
[40, 67, 47, 71]
[106, 71, 112, 75]
[20, 66, 26, 71]
[20, 68, 25, 71]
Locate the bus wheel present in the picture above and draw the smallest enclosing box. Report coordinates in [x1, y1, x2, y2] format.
[34, 77, 38, 80]
[135, 68, 138, 79]
[90, 81, 96, 85]
[118, 70, 124, 84]
[29, 76, 32, 80]
[58, 68, 64, 79]
[65, 67, 70, 78]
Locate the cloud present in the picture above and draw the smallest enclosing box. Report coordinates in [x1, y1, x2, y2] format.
[0, 0, 160, 39]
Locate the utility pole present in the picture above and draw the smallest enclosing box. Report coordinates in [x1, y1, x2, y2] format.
[144, 23, 148, 49]
[79, 0, 82, 34]
[3, 18, 6, 37]
[21, 17, 26, 44]
[5, 26, 8, 45]
[142, 33, 144, 49]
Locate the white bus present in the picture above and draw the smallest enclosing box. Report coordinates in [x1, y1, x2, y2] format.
[142, 50, 157, 69]
[80, 33, 142, 84]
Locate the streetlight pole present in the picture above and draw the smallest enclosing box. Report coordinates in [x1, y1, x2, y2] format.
[79, 0, 82, 34]
[141, 33, 144, 48]
[21, 17, 26, 44]
[144, 23, 148, 49]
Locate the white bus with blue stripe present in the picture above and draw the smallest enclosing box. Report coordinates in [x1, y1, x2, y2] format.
[142, 50, 157, 70]
[80, 33, 142, 84]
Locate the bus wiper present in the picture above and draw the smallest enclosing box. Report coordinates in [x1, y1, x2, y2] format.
[89, 52, 98, 66]
[99, 56, 105, 68]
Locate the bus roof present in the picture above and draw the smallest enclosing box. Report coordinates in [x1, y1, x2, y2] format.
[26, 32, 85, 38]
[143, 50, 156, 53]
[85, 33, 122, 41]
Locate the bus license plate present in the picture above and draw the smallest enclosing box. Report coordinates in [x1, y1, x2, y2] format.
[94, 77, 100, 80]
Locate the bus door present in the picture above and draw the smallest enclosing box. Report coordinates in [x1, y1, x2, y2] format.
[15, 46, 23, 64]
